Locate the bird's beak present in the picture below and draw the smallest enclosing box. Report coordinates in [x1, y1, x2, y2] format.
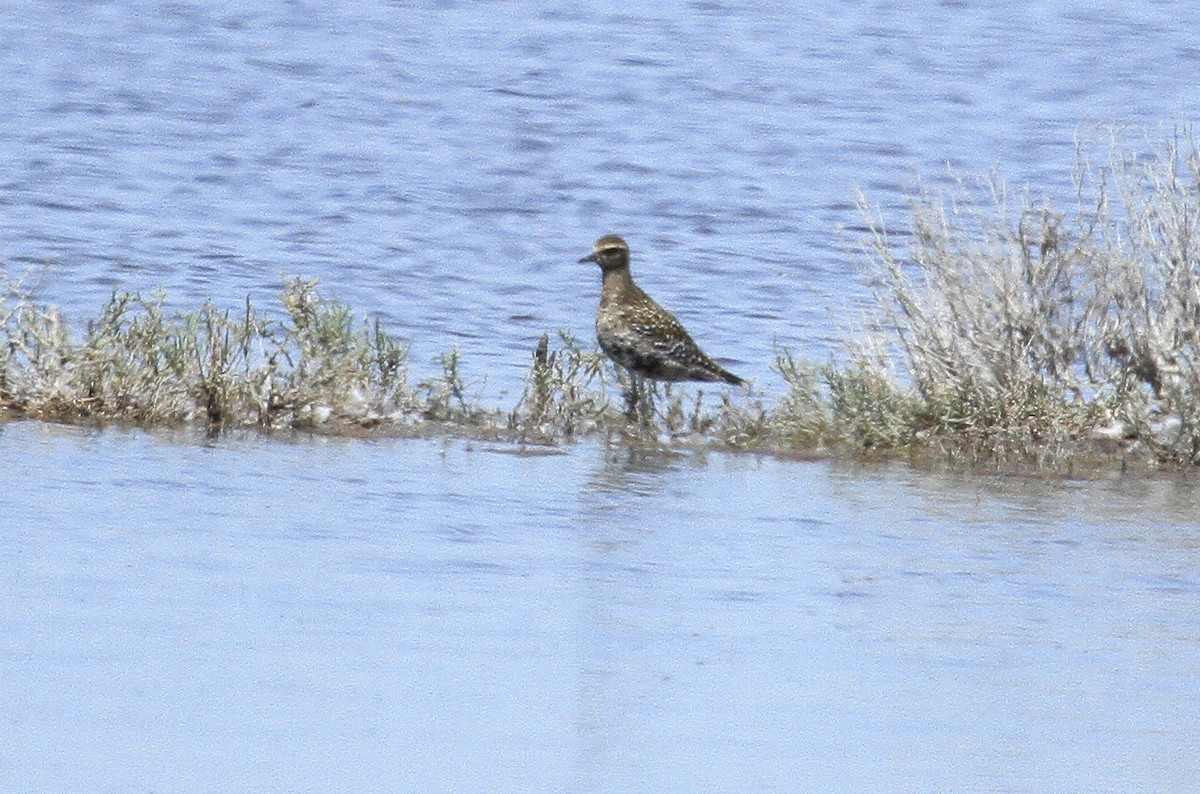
[578, 252, 598, 264]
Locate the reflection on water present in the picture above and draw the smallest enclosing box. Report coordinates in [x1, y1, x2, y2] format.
[585, 440, 691, 496]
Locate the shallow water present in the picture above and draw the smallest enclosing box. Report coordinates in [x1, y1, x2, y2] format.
[3, 2, 1200, 791]
[1, 421, 1198, 792]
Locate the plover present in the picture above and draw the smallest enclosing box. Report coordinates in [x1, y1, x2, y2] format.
[579, 235, 744, 387]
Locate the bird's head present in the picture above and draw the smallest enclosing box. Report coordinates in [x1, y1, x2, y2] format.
[579, 235, 630, 271]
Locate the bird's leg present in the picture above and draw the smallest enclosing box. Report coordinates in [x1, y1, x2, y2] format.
[622, 373, 657, 429]
[638, 376, 655, 429]
[621, 369, 641, 421]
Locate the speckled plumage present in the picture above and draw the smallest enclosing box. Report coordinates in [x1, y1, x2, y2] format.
[579, 235, 744, 386]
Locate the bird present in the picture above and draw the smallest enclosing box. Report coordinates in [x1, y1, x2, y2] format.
[579, 234, 745, 388]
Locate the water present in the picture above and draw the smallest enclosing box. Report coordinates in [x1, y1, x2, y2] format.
[1, 421, 1197, 792]
[5, 1, 1200, 397]
[2, 2, 1200, 791]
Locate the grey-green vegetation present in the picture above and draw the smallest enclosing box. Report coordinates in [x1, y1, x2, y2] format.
[3, 132, 1199, 468]
[847, 130, 1200, 467]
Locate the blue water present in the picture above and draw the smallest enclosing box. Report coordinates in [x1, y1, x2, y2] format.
[5, 1, 1200, 398]
[2, 2, 1200, 791]
[1, 422, 1197, 792]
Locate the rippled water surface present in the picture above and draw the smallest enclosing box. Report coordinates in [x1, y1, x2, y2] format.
[4, 1, 1200, 396]
[3, 2, 1200, 791]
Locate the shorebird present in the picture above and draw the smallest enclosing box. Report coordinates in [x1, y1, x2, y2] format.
[579, 235, 745, 392]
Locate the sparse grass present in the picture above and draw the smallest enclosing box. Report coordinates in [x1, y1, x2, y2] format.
[4, 130, 1200, 469]
[508, 331, 616, 439]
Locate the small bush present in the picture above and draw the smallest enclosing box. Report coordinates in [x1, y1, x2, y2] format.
[0, 277, 425, 430]
[852, 128, 1200, 465]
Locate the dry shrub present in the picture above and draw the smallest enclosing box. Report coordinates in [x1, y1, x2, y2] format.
[855, 128, 1200, 463]
[0, 277, 422, 430]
